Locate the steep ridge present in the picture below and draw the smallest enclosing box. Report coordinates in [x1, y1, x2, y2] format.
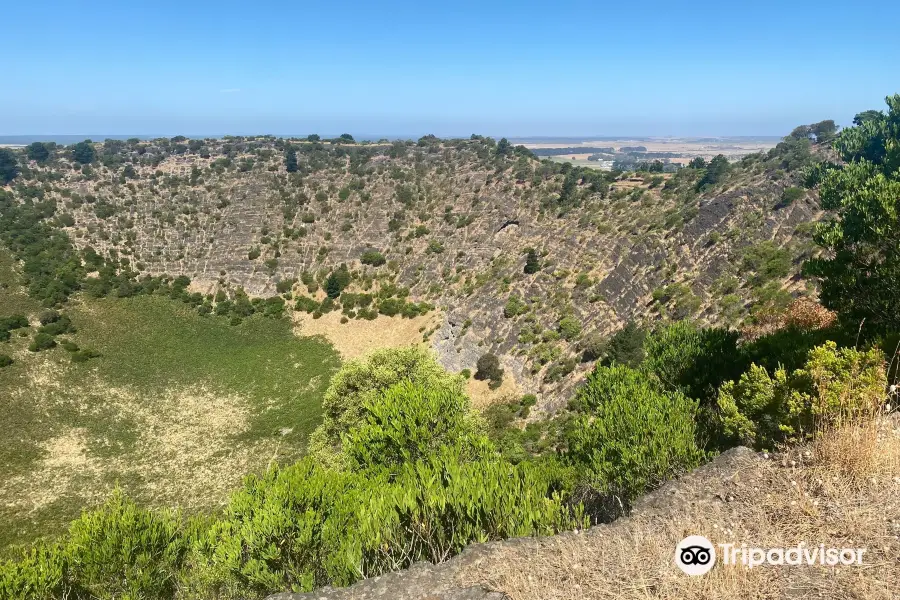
[16, 134, 824, 407]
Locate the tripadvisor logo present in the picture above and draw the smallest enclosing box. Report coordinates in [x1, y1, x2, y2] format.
[675, 535, 867, 575]
[675, 535, 716, 576]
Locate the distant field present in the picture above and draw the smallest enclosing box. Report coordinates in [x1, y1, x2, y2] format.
[0, 253, 340, 551]
[546, 156, 608, 169]
[520, 136, 778, 162]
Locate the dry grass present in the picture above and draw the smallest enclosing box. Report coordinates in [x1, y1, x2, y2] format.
[292, 309, 441, 360]
[1, 382, 280, 516]
[452, 418, 900, 600]
[465, 374, 522, 410]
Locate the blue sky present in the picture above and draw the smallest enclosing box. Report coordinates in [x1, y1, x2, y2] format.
[2, 0, 898, 137]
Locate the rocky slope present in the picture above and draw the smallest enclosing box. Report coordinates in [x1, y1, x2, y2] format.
[15, 135, 823, 407]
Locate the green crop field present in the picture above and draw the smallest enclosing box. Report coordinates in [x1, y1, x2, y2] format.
[0, 252, 340, 551]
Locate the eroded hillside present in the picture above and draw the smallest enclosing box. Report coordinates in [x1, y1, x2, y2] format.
[14, 133, 826, 406]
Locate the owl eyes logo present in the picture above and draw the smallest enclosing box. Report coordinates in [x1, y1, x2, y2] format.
[675, 535, 716, 575]
[680, 545, 712, 565]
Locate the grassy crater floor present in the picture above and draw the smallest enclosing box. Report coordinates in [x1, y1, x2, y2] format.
[0, 262, 340, 551]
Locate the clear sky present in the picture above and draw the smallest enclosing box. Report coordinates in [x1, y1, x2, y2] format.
[3, 0, 898, 138]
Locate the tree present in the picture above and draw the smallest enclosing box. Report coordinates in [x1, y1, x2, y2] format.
[523, 248, 540, 274]
[804, 94, 900, 334]
[72, 141, 96, 164]
[810, 120, 838, 143]
[26, 142, 50, 162]
[475, 353, 503, 385]
[603, 321, 646, 367]
[339, 133, 354, 142]
[324, 266, 350, 299]
[852, 109, 882, 126]
[496, 137, 511, 156]
[284, 146, 298, 173]
[696, 154, 729, 189]
[307, 134, 320, 142]
[687, 157, 706, 169]
[0, 149, 19, 184]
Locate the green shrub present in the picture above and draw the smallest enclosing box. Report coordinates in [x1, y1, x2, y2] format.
[360, 249, 386, 266]
[0, 354, 12, 367]
[544, 358, 577, 383]
[307, 347, 464, 469]
[294, 295, 319, 313]
[343, 382, 489, 470]
[0, 314, 29, 332]
[603, 321, 646, 367]
[717, 341, 886, 449]
[0, 491, 188, 600]
[199, 452, 579, 597]
[523, 248, 540, 274]
[37, 315, 74, 336]
[642, 321, 744, 406]
[71, 349, 101, 363]
[503, 295, 528, 318]
[566, 365, 703, 511]
[38, 310, 60, 325]
[740, 241, 791, 286]
[578, 331, 606, 362]
[557, 316, 582, 341]
[28, 333, 57, 352]
[779, 186, 804, 207]
[275, 278, 297, 294]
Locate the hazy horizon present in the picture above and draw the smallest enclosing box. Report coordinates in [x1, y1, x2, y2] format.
[0, 133, 788, 146]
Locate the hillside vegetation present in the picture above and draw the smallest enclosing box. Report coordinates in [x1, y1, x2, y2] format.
[3, 125, 829, 404]
[0, 97, 898, 599]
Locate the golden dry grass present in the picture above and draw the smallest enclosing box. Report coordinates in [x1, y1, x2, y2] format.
[452, 418, 900, 600]
[292, 310, 441, 361]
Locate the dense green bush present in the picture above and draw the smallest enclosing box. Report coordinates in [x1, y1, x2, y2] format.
[343, 381, 489, 471]
[600, 321, 646, 367]
[566, 365, 703, 513]
[0, 354, 12, 367]
[717, 342, 886, 449]
[28, 332, 57, 352]
[0, 491, 188, 600]
[307, 347, 464, 469]
[557, 316, 582, 341]
[0, 314, 29, 342]
[503, 295, 528, 318]
[197, 451, 579, 597]
[360, 249, 386, 266]
[642, 321, 744, 406]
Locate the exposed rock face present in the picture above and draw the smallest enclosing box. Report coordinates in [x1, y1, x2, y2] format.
[265, 447, 758, 600]
[35, 138, 819, 408]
